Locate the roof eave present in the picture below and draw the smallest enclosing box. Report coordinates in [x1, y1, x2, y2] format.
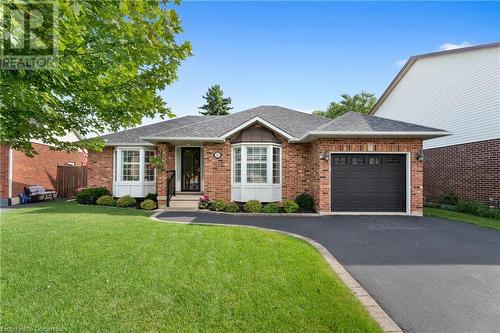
[292, 131, 450, 142]
[104, 141, 155, 147]
[140, 136, 225, 144]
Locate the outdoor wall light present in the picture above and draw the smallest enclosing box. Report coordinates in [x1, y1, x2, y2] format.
[416, 150, 424, 162]
[321, 151, 330, 161]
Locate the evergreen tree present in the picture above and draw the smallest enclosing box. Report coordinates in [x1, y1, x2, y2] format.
[198, 85, 233, 115]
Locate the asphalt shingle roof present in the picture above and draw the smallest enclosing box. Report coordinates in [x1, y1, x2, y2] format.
[146, 106, 331, 139]
[99, 106, 447, 145]
[315, 111, 445, 133]
[100, 116, 211, 145]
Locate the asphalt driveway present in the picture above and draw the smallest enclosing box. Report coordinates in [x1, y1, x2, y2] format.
[157, 212, 500, 333]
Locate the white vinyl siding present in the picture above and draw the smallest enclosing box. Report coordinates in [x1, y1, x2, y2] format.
[374, 46, 500, 149]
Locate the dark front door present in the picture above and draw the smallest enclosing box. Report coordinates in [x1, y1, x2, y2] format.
[181, 147, 201, 192]
[331, 154, 406, 212]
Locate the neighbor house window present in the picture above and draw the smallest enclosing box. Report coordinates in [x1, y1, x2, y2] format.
[144, 150, 155, 181]
[121, 150, 140, 181]
[233, 147, 241, 183]
[272, 147, 280, 184]
[246, 147, 268, 183]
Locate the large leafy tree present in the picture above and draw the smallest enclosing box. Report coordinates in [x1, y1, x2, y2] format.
[1, 0, 192, 156]
[313, 92, 377, 119]
[198, 84, 232, 116]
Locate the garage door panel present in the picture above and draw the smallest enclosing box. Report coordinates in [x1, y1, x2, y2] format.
[331, 154, 406, 212]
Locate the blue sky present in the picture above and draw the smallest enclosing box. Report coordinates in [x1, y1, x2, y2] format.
[150, 1, 499, 123]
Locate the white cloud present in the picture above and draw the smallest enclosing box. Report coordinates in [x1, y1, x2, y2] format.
[396, 59, 408, 67]
[438, 41, 473, 51]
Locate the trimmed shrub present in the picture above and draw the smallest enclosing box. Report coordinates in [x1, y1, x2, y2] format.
[207, 201, 216, 211]
[424, 201, 440, 208]
[144, 193, 157, 203]
[140, 199, 157, 210]
[438, 189, 458, 206]
[456, 200, 500, 219]
[76, 187, 110, 205]
[116, 195, 136, 208]
[262, 202, 280, 213]
[244, 200, 262, 213]
[225, 202, 239, 213]
[96, 195, 115, 206]
[282, 199, 299, 213]
[295, 193, 314, 211]
[214, 200, 227, 212]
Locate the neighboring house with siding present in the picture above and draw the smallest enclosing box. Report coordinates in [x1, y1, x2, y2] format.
[370, 42, 500, 206]
[0, 132, 88, 206]
[87, 106, 447, 215]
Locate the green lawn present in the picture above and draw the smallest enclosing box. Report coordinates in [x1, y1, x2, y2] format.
[0, 201, 381, 332]
[424, 207, 500, 231]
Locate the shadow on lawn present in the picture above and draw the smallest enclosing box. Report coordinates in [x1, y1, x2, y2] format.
[7, 200, 153, 218]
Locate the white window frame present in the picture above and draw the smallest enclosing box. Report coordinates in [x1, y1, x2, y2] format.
[231, 143, 282, 202]
[115, 147, 156, 184]
[143, 149, 156, 182]
[233, 146, 242, 184]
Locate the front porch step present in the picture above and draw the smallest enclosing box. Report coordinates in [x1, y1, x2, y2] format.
[163, 207, 199, 212]
[168, 194, 199, 210]
[171, 194, 202, 201]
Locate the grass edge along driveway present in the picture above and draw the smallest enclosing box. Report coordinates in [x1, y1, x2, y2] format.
[1, 201, 382, 333]
[424, 207, 500, 231]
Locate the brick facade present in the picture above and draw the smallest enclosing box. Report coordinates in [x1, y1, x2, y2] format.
[10, 143, 87, 196]
[282, 142, 312, 200]
[424, 139, 500, 206]
[88, 137, 424, 215]
[0, 143, 88, 204]
[203, 142, 232, 203]
[309, 138, 423, 215]
[87, 147, 114, 191]
[0, 144, 10, 205]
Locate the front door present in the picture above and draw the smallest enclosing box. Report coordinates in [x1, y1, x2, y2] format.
[181, 147, 201, 192]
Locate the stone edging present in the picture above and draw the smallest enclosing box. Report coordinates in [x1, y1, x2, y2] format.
[150, 212, 402, 333]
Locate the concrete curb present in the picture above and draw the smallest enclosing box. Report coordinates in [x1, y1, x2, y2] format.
[150, 212, 402, 333]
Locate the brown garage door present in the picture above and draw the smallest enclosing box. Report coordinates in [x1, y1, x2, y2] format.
[331, 154, 406, 212]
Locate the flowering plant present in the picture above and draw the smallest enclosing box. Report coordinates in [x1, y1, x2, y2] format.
[198, 195, 210, 209]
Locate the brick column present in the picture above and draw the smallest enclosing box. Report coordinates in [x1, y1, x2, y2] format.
[156, 143, 175, 208]
[203, 142, 231, 202]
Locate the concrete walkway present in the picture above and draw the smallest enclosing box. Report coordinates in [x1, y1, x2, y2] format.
[157, 212, 500, 333]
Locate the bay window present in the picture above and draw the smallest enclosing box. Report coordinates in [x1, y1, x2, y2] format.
[246, 147, 267, 183]
[113, 147, 157, 198]
[272, 147, 280, 184]
[231, 143, 282, 202]
[121, 150, 140, 181]
[144, 150, 155, 181]
[233, 147, 241, 183]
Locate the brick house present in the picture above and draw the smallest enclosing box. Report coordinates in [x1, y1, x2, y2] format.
[0, 132, 88, 206]
[371, 42, 500, 206]
[88, 106, 446, 215]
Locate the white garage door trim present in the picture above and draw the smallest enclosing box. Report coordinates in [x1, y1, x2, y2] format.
[326, 151, 412, 216]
